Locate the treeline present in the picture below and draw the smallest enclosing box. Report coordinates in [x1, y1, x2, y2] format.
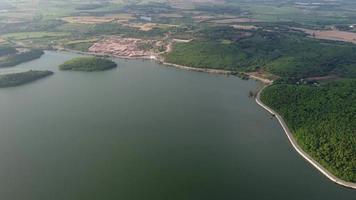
[260, 80, 356, 182]
[166, 27, 356, 79]
[87, 23, 168, 38]
[0, 49, 44, 68]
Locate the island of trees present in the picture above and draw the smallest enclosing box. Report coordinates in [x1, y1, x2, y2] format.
[59, 57, 117, 71]
[0, 70, 53, 88]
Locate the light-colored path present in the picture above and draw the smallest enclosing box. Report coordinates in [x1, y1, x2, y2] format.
[256, 86, 356, 190]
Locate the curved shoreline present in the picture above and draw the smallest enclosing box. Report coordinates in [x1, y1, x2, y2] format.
[54, 49, 355, 188]
[256, 85, 356, 190]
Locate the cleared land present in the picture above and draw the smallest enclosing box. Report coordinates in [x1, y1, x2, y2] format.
[126, 23, 178, 31]
[210, 18, 261, 24]
[231, 24, 258, 30]
[62, 14, 134, 24]
[295, 28, 356, 44]
[89, 37, 158, 58]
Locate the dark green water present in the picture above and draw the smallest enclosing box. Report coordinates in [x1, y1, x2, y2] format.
[0, 51, 354, 200]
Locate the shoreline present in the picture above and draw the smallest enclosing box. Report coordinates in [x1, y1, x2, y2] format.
[54, 48, 274, 83]
[256, 85, 356, 190]
[55, 49, 355, 188]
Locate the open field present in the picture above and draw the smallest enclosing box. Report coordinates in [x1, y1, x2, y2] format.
[210, 18, 261, 24]
[62, 16, 116, 24]
[1, 32, 70, 40]
[127, 23, 178, 31]
[231, 24, 258, 30]
[294, 28, 356, 44]
[64, 39, 99, 51]
[0, 10, 35, 23]
[62, 14, 134, 24]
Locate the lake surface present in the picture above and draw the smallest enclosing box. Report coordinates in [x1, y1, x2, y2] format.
[0, 51, 354, 200]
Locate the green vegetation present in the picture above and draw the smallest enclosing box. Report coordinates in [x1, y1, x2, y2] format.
[1, 32, 70, 40]
[59, 57, 117, 71]
[75, 4, 104, 10]
[0, 70, 53, 88]
[0, 45, 17, 57]
[1, 0, 355, 184]
[64, 40, 95, 51]
[166, 25, 356, 183]
[88, 23, 168, 38]
[166, 40, 247, 70]
[260, 80, 356, 182]
[0, 49, 44, 68]
[0, 20, 65, 35]
[166, 28, 356, 79]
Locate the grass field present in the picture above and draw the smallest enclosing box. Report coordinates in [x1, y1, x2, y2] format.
[2, 32, 70, 40]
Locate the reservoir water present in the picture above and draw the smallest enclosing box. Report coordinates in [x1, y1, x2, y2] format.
[0, 51, 354, 199]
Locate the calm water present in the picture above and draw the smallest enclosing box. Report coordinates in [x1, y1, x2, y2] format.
[0, 51, 354, 200]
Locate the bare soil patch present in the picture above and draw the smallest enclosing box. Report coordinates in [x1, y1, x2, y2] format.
[305, 75, 338, 82]
[231, 24, 258, 30]
[158, 13, 183, 18]
[88, 37, 157, 58]
[126, 23, 178, 31]
[62, 14, 134, 24]
[210, 18, 261, 24]
[294, 28, 356, 44]
[246, 70, 278, 84]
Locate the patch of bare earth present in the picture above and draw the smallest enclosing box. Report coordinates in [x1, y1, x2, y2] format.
[210, 18, 261, 24]
[246, 71, 278, 84]
[158, 13, 183, 18]
[126, 23, 178, 31]
[62, 14, 134, 24]
[305, 75, 338, 82]
[88, 37, 157, 58]
[294, 28, 356, 44]
[192, 15, 238, 22]
[231, 24, 258, 30]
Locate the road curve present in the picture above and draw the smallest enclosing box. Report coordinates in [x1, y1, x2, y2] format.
[255, 86, 356, 190]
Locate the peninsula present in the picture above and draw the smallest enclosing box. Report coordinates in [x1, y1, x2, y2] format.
[0, 70, 53, 88]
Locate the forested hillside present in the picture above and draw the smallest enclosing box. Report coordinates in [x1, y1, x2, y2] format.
[166, 28, 356, 79]
[260, 80, 356, 182]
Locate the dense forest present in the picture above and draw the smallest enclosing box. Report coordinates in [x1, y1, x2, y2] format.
[0, 70, 53, 87]
[260, 80, 356, 182]
[87, 23, 168, 39]
[59, 57, 117, 71]
[166, 27, 356, 79]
